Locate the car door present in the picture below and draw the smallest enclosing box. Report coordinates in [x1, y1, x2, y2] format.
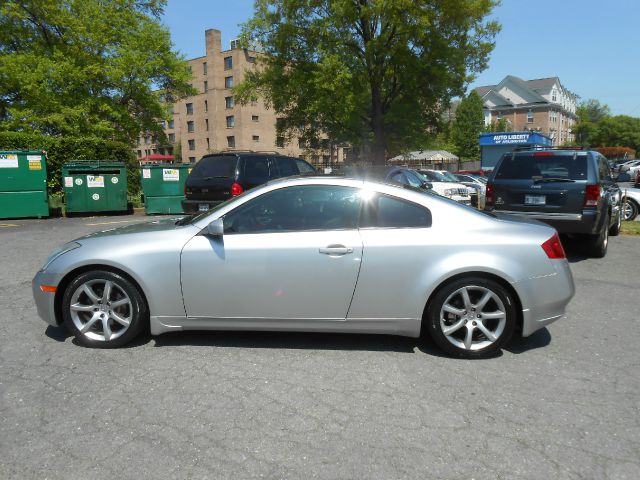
[348, 192, 434, 321]
[181, 184, 363, 321]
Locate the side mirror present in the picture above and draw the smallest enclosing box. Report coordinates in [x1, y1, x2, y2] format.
[204, 218, 224, 237]
[422, 181, 433, 190]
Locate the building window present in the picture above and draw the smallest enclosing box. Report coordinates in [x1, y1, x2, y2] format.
[225, 76, 233, 89]
[298, 138, 305, 149]
[203, 81, 208, 93]
[189, 157, 196, 163]
[188, 139, 195, 150]
[206, 138, 210, 150]
[252, 135, 259, 142]
[276, 136, 284, 148]
[137, 150, 142, 157]
[226, 115, 235, 128]
[186, 103, 193, 115]
[227, 136, 235, 148]
[248, 55, 256, 63]
[187, 120, 194, 133]
[252, 115, 259, 122]
[203, 61, 207, 75]
[145, 136, 150, 144]
[225, 96, 234, 109]
[527, 111, 534, 123]
[168, 133, 175, 142]
[205, 118, 209, 131]
[552, 90, 557, 102]
[224, 56, 233, 70]
[168, 119, 174, 129]
[204, 100, 208, 112]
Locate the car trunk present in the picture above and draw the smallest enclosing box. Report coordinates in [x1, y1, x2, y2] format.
[185, 156, 239, 201]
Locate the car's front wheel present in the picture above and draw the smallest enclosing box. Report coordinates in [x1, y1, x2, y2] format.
[62, 270, 148, 348]
[425, 277, 516, 358]
[622, 199, 638, 221]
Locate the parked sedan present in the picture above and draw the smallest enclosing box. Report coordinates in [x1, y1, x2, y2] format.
[621, 187, 640, 221]
[33, 177, 575, 358]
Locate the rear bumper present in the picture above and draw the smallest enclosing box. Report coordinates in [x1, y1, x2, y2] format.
[489, 209, 600, 234]
[516, 260, 575, 337]
[181, 199, 225, 214]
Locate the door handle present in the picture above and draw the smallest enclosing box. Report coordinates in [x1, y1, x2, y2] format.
[319, 245, 353, 255]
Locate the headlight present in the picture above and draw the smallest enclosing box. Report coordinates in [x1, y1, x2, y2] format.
[443, 188, 455, 197]
[40, 242, 81, 271]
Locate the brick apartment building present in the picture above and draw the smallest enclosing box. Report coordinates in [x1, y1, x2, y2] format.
[475, 75, 578, 145]
[136, 29, 345, 165]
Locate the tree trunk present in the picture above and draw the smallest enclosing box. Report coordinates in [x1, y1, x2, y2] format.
[370, 85, 386, 165]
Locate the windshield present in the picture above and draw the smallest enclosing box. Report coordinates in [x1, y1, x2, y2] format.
[419, 170, 448, 182]
[189, 155, 238, 178]
[495, 154, 588, 180]
[439, 171, 459, 182]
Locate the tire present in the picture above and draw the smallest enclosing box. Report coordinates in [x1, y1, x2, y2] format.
[424, 277, 517, 359]
[586, 214, 609, 258]
[609, 209, 621, 236]
[62, 270, 148, 348]
[622, 199, 638, 221]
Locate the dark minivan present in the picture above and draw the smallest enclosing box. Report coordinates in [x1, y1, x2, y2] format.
[485, 148, 622, 258]
[182, 152, 316, 213]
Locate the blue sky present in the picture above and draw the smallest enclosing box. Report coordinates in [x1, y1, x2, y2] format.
[162, 0, 639, 116]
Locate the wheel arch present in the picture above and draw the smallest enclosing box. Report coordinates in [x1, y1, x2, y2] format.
[420, 271, 524, 336]
[53, 264, 150, 326]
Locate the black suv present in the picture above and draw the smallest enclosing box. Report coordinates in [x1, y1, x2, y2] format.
[182, 152, 316, 213]
[485, 148, 622, 257]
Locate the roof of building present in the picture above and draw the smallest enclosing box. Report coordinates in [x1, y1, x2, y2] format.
[388, 150, 459, 162]
[525, 77, 560, 90]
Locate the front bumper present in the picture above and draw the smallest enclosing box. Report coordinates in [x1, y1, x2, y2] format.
[517, 260, 575, 336]
[32, 270, 61, 326]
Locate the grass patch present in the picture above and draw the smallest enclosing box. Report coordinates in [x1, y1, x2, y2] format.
[621, 221, 640, 235]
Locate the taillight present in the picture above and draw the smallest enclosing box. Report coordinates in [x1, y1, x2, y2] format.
[485, 183, 494, 205]
[584, 184, 600, 207]
[231, 183, 244, 196]
[533, 152, 554, 156]
[541, 232, 566, 259]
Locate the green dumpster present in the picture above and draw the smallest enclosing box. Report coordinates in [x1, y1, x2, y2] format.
[0, 150, 49, 219]
[62, 161, 128, 213]
[141, 164, 191, 214]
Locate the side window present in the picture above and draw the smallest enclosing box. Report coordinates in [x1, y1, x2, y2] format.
[275, 157, 298, 177]
[361, 194, 431, 229]
[599, 156, 611, 181]
[243, 156, 271, 185]
[389, 172, 406, 185]
[296, 159, 316, 174]
[223, 185, 361, 234]
[404, 171, 424, 188]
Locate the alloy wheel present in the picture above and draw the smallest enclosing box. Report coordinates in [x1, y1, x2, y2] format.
[439, 285, 507, 351]
[69, 279, 133, 342]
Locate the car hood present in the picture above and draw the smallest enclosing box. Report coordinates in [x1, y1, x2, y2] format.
[78, 217, 193, 240]
[431, 182, 468, 190]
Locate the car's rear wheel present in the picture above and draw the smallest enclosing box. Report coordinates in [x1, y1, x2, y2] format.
[62, 270, 147, 348]
[425, 277, 516, 358]
[586, 215, 609, 258]
[622, 199, 638, 221]
[609, 209, 621, 236]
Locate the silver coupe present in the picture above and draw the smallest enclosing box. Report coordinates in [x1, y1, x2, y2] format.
[33, 176, 575, 358]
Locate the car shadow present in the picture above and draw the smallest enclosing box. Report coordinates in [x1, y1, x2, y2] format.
[504, 328, 551, 354]
[44, 325, 153, 349]
[153, 330, 419, 353]
[561, 236, 590, 263]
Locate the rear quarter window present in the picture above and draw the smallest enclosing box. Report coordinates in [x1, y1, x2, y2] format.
[361, 194, 432, 228]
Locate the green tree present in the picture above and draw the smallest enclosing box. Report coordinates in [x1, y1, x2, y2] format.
[0, 0, 194, 143]
[593, 115, 640, 152]
[450, 91, 484, 159]
[486, 117, 509, 132]
[574, 99, 610, 146]
[236, 0, 500, 165]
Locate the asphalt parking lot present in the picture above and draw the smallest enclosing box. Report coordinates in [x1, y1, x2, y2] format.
[1, 214, 639, 480]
